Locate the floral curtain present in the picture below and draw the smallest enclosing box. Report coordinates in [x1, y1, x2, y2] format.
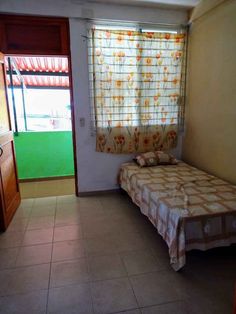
[88, 28, 186, 154]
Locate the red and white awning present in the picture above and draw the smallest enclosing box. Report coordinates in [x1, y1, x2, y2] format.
[6, 56, 70, 88]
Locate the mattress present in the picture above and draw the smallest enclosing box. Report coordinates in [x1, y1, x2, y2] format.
[119, 161, 236, 270]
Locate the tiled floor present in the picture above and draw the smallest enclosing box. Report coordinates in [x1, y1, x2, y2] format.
[19, 178, 75, 198]
[0, 193, 235, 314]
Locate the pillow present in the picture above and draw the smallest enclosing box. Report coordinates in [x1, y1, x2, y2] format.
[135, 151, 177, 167]
[135, 152, 158, 167]
[155, 151, 178, 165]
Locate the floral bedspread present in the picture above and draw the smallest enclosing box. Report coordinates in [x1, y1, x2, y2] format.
[119, 161, 236, 270]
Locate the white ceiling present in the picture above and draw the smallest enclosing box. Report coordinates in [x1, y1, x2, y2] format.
[82, 0, 201, 9]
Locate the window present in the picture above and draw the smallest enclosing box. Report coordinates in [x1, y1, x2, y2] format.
[6, 56, 71, 132]
[88, 26, 186, 153]
[7, 88, 71, 132]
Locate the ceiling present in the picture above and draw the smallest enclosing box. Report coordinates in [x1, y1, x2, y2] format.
[81, 0, 201, 9]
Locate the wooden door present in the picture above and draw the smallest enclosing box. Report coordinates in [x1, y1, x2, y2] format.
[0, 52, 21, 232]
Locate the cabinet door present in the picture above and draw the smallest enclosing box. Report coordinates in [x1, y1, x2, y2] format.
[0, 52, 21, 232]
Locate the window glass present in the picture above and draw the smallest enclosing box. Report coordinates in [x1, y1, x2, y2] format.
[7, 88, 71, 132]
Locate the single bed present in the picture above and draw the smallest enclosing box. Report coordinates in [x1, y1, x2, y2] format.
[119, 161, 236, 270]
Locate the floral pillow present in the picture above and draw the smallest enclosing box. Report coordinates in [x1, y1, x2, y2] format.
[135, 151, 177, 167]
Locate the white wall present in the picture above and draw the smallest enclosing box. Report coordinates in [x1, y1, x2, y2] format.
[0, 0, 187, 23]
[0, 0, 188, 192]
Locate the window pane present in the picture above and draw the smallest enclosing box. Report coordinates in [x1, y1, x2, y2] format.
[7, 88, 71, 132]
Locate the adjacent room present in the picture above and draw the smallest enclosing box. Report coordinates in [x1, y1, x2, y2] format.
[0, 0, 235, 314]
[6, 55, 75, 198]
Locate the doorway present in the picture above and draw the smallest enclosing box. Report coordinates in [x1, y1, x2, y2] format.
[6, 55, 76, 198]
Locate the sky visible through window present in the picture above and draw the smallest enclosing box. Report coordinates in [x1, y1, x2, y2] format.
[8, 88, 71, 132]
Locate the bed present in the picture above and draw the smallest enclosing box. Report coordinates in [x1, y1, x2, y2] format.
[119, 161, 236, 271]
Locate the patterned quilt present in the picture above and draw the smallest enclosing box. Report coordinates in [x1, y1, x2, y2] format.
[119, 161, 236, 270]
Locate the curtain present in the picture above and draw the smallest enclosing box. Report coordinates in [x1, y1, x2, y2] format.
[88, 27, 186, 154]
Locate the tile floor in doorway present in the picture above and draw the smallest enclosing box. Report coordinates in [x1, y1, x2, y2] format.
[19, 178, 75, 199]
[0, 193, 235, 314]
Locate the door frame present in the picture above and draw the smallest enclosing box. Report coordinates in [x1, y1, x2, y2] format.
[0, 14, 79, 195]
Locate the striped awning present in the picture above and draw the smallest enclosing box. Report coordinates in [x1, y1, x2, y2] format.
[6, 56, 70, 88]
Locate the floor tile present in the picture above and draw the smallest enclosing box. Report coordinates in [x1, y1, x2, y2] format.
[22, 228, 53, 246]
[82, 216, 117, 238]
[80, 211, 107, 225]
[0, 248, 19, 270]
[48, 283, 93, 314]
[50, 258, 90, 287]
[55, 205, 80, 227]
[118, 220, 141, 234]
[115, 310, 141, 314]
[19, 198, 35, 208]
[133, 217, 157, 235]
[121, 250, 166, 276]
[15, 244, 52, 267]
[0, 193, 235, 314]
[78, 197, 102, 209]
[141, 301, 188, 314]
[0, 290, 47, 314]
[56, 202, 80, 212]
[52, 240, 85, 262]
[34, 197, 57, 207]
[0, 264, 50, 296]
[88, 254, 127, 281]
[185, 293, 233, 314]
[13, 207, 32, 219]
[53, 225, 82, 242]
[114, 232, 149, 253]
[56, 195, 80, 205]
[55, 214, 80, 227]
[6, 218, 29, 233]
[0, 232, 24, 249]
[31, 205, 56, 217]
[91, 277, 138, 314]
[79, 205, 105, 218]
[146, 233, 170, 257]
[130, 271, 182, 307]
[27, 216, 55, 230]
[180, 266, 235, 314]
[84, 236, 117, 256]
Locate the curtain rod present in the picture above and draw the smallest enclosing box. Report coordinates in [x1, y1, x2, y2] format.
[82, 17, 188, 29]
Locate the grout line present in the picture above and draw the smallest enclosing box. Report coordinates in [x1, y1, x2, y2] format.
[45, 197, 57, 314]
[138, 298, 186, 309]
[12, 205, 33, 266]
[119, 253, 129, 278]
[0, 262, 51, 271]
[0, 251, 168, 276]
[101, 306, 141, 314]
[126, 272, 140, 310]
[118, 251, 141, 311]
[109, 298, 186, 314]
[0, 287, 49, 299]
[88, 268, 96, 314]
[2, 194, 235, 313]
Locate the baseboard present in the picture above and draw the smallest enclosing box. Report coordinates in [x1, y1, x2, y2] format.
[77, 188, 122, 197]
[19, 175, 75, 183]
